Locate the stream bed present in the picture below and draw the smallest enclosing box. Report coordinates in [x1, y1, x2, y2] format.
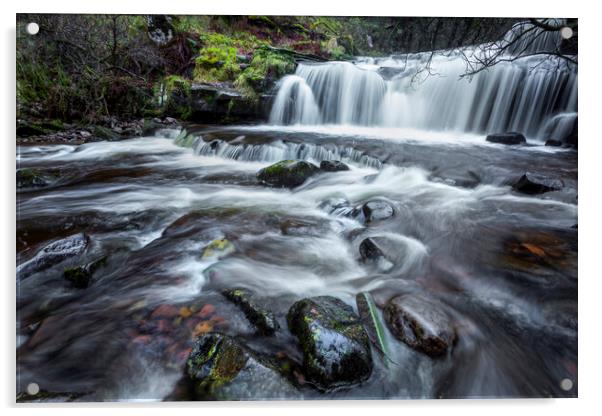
[16, 125, 577, 400]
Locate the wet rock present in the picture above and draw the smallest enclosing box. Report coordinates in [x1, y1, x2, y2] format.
[486, 132, 526, 145]
[186, 333, 298, 400]
[16, 169, 52, 189]
[63, 256, 107, 289]
[545, 139, 563, 147]
[359, 237, 385, 261]
[512, 173, 563, 195]
[287, 296, 372, 390]
[384, 294, 456, 357]
[222, 288, 279, 335]
[320, 160, 350, 172]
[362, 200, 394, 223]
[358, 237, 397, 272]
[17, 233, 90, 279]
[257, 160, 320, 188]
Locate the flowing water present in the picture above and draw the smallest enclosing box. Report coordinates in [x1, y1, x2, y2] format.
[16, 21, 577, 401]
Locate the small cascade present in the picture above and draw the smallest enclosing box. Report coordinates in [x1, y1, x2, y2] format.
[268, 20, 577, 142]
[192, 137, 383, 169]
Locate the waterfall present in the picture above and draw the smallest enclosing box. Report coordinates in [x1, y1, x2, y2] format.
[269, 21, 577, 142]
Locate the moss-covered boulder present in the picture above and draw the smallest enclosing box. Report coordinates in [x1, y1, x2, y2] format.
[186, 332, 298, 400]
[384, 294, 456, 358]
[222, 288, 279, 335]
[257, 160, 320, 188]
[286, 296, 372, 391]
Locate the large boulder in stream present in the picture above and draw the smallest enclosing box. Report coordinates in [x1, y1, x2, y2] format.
[186, 332, 298, 400]
[222, 288, 279, 335]
[287, 296, 372, 391]
[512, 173, 563, 195]
[486, 132, 526, 145]
[384, 294, 456, 357]
[257, 160, 320, 188]
[17, 233, 90, 279]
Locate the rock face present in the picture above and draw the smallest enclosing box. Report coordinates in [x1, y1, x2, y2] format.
[512, 173, 563, 195]
[486, 132, 526, 145]
[362, 200, 394, 223]
[17, 233, 90, 279]
[222, 288, 279, 335]
[186, 84, 270, 124]
[257, 160, 320, 188]
[384, 295, 456, 357]
[320, 160, 350, 172]
[186, 333, 297, 400]
[287, 296, 372, 390]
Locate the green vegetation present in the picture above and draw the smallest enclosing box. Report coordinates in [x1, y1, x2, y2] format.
[235, 47, 296, 99]
[17, 14, 522, 127]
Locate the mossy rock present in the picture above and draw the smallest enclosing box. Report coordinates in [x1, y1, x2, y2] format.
[186, 332, 298, 400]
[222, 288, 279, 335]
[286, 296, 373, 391]
[16, 169, 51, 189]
[257, 160, 320, 188]
[201, 238, 235, 260]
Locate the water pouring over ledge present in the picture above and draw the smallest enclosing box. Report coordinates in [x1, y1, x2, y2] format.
[268, 21, 577, 143]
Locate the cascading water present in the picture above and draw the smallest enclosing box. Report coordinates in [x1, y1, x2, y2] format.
[269, 21, 577, 142]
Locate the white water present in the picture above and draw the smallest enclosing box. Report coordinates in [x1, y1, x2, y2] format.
[269, 21, 577, 142]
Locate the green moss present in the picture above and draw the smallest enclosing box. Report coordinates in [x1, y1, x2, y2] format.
[234, 47, 296, 99]
[160, 75, 193, 120]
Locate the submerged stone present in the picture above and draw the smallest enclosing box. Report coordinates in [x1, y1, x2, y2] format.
[384, 294, 456, 357]
[287, 296, 372, 391]
[17, 233, 90, 279]
[201, 238, 235, 259]
[186, 332, 298, 400]
[320, 160, 350, 172]
[222, 288, 279, 335]
[512, 173, 563, 195]
[63, 256, 107, 289]
[257, 160, 320, 188]
[486, 132, 526, 145]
